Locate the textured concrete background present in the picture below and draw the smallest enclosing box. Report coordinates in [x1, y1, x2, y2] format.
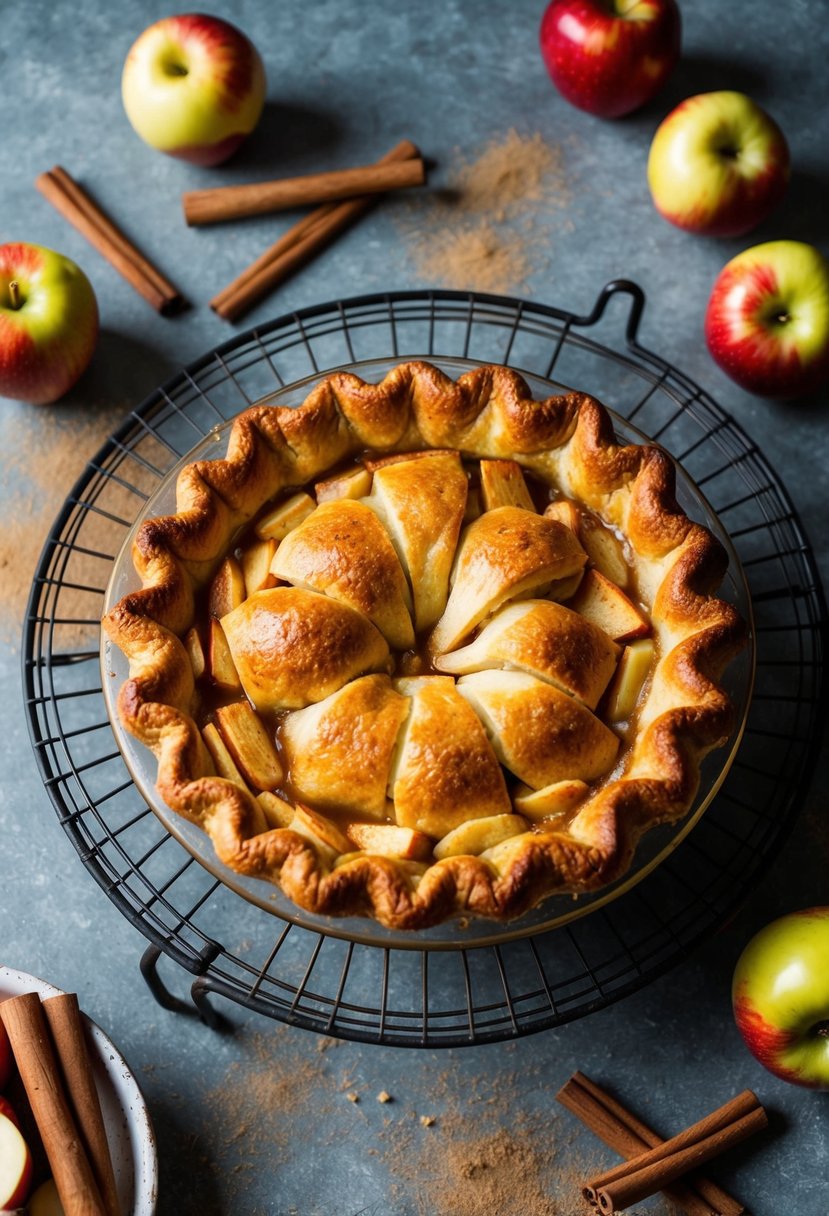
[1, 1, 827, 1213]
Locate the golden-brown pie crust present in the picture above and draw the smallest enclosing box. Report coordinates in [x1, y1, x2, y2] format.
[104, 362, 746, 930]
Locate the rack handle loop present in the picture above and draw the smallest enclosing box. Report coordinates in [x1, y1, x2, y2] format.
[572, 279, 646, 350]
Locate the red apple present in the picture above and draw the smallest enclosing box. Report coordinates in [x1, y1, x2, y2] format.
[0, 243, 98, 406]
[733, 908, 829, 1089]
[539, 0, 680, 119]
[705, 241, 829, 399]
[0, 1110, 32, 1208]
[122, 13, 266, 166]
[648, 91, 790, 237]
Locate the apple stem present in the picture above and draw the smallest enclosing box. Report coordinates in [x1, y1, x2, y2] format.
[7, 280, 20, 310]
[817, 1022, 829, 1039]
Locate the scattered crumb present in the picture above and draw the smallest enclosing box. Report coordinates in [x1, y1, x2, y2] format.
[346, 1092, 360, 1104]
[377, 1091, 392, 1104]
[419, 1115, 435, 1128]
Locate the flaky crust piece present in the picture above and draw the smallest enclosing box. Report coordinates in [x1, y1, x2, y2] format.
[104, 362, 747, 929]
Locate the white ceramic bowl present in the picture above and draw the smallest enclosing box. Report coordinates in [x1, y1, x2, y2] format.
[0, 966, 157, 1215]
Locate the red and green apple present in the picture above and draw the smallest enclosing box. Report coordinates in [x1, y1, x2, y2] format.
[0, 243, 98, 406]
[121, 13, 266, 166]
[705, 240, 829, 399]
[0, 1109, 32, 1209]
[539, 0, 681, 119]
[733, 907, 829, 1089]
[647, 91, 790, 237]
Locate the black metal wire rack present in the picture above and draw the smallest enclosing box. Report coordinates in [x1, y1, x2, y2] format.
[23, 285, 827, 1047]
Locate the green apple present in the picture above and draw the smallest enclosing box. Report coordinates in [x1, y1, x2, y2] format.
[647, 91, 789, 237]
[0, 243, 98, 406]
[733, 907, 829, 1088]
[122, 13, 266, 166]
[705, 241, 829, 398]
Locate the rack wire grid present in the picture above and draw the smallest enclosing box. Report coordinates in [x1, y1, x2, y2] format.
[23, 284, 827, 1047]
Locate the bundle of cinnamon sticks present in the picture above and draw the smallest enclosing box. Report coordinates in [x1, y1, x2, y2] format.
[0, 991, 120, 1216]
[557, 1071, 768, 1215]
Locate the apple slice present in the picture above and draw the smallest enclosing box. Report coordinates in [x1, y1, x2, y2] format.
[255, 491, 315, 541]
[0, 1110, 32, 1209]
[605, 638, 655, 722]
[208, 619, 243, 693]
[545, 501, 630, 588]
[346, 823, 433, 861]
[567, 568, 650, 643]
[215, 701, 282, 791]
[315, 467, 372, 503]
[208, 556, 246, 618]
[479, 460, 535, 512]
[183, 625, 206, 680]
[202, 722, 248, 789]
[578, 514, 630, 589]
[544, 499, 581, 533]
[433, 813, 528, 861]
[513, 779, 589, 822]
[241, 537, 277, 595]
[257, 790, 295, 829]
[290, 804, 353, 859]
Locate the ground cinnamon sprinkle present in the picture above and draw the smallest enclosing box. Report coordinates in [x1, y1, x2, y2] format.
[166, 1021, 676, 1215]
[400, 129, 575, 294]
[0, 401, 157, 650]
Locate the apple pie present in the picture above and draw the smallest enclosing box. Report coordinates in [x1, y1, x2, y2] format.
[104, 362, 746, 929]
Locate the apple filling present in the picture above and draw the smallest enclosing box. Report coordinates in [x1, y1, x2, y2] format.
[184, 451, 656, 868]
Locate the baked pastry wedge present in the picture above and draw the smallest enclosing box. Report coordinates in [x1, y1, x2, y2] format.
[104, 361, 747, 930]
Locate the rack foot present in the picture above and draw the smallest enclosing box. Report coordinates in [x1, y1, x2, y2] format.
[140, 945, 233, 1032]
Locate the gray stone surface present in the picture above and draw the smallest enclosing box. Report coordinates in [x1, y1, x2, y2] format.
[1, 1, 827, 1213]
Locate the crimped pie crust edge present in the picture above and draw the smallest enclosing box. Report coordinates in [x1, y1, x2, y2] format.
[103, 361, 747, 930]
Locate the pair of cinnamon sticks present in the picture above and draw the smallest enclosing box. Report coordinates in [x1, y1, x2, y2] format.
[207, 138, 422, 321]
[1, 991, 120, 1216]
[557, 1071, 767, 1215]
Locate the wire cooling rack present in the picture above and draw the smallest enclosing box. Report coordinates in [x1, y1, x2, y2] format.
[24, 285, 827, 1047]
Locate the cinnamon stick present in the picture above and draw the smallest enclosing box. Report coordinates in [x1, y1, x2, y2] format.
[36, 166, 186, 315]
[42, 994, 121, 1216]
[0, 992, 105, 1216]
[211, 138, 419, 323]
[587, 1089, 760, 1194]
[597, 1106, 768, 1214]
[183, 156, 425, 226]
[210, 203, 338, 311]
[557, 1072, 745, 1216]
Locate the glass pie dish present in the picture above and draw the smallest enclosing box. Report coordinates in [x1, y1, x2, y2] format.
[101, 356, 754, 949]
